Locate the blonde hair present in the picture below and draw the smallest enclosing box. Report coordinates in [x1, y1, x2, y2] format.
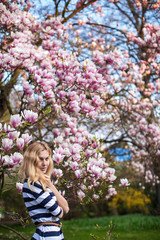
[19, 141, 53, 190]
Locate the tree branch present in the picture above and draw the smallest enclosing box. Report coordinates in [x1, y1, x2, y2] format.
[62, 0, 97, 23]
[0, 223, 28, 240]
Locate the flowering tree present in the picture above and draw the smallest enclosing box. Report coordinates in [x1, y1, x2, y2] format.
[1, 0, 160, 219]
[0, 0, 124, 209]
[39, 0, 160, 209]
[74, 0, 160, 209]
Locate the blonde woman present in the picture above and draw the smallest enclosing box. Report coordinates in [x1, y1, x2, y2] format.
[19, 141, 69, 240]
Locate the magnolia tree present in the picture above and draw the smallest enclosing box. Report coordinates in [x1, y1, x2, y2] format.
[0, 0, 131, 210]
[1, 0, 160, 218]
[60, 0, 160, 208]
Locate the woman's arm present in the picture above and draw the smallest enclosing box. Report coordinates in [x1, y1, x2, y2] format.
[44, 175, 69, 214]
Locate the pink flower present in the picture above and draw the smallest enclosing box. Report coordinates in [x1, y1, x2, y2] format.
[12, 152, 23, 164]
[92, 194, 99, 200]
[70, 161, 78, 170]
[59, 91, 66, 99]
[4, 124, 9, 133]
[2, 138, 13, 151]
[92, 95, 105, 106]
[72, 154, 81, 161]
[10, 114, 22, 128]
[75, 169, 81, 178]
[64, 128, 71, 136]
[90, 165, 101, 178]
[120, 178, 130, 187]
[16, 138, 25, 151]
[105, 167, 116, 176]
[59, 190, 65, 197]
[85, 149, 93, 158]
[69, 143, 82, 155]
[8, 131, 20, 140]
[23, 110, 38, 123]
[81, 102, 95, 113]
[16, 182, 23, 193]
[88, 185, 93, 190]
[108, 187, 117, 196]
[77, 190, 85, 199]
[68, 100, 80, 112]
[38, 96, 43, 103]
[54, 153, 64, 164]
[78, 19, 85, 25]
[21, 133, 32, 144]
[23, 81, 33, 97]
[53, 129, 60, 136]
[2, 155, 14, 168]
[108, 175, 117, 182]
[55, 136, 63, 145]
[52, 168, 63, 178]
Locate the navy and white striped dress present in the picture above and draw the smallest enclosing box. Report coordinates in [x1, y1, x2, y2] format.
[23, 179, 64, 240]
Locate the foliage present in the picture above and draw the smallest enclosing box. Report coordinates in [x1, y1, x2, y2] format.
[108, 188, 151, 215]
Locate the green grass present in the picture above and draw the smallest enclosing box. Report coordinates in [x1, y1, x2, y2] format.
[0, 214, 160, 240]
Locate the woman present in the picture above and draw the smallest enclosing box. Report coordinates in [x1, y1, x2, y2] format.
[19, 141, 69, 240]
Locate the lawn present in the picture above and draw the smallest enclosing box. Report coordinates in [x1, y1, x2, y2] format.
[0, 214, 160, 240]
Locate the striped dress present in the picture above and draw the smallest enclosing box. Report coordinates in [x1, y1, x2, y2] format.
[23, 179, 64, 240]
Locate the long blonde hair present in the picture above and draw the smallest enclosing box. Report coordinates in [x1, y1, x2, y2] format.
[19, 141, 53, 190]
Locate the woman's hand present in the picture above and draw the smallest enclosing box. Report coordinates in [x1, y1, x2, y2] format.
[44, 174, 53, 188]
[44, 174, 69, 214]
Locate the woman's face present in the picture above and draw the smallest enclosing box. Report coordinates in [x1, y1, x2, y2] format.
[37, 150, 50, 174]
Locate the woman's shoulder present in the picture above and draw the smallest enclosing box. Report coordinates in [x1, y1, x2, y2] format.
[23, 179, 43, 193]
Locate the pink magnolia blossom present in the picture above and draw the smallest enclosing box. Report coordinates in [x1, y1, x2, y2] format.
[75, 169, 82, 178]
[23, 110, 38, 123]
[88, 185, 93, 190]
[90, 165, 102, 178]
[92, 95, 105, 106]
[10, 114, 22, 128]
[64, 128, 71, 136]
[72, 154, 81, 161]
[16, 182, 23, 193]
[52, 168, 63, 178]
[59, 190, 65, 197]
[85, 149, 93, 158]
[2, 138, 13, 152]
[120, 178, 130, 187]
[70, 161, 78, 171]
[68, 100, 80, 112]
[107, 187, 117, 197]
[53, 152, 64, 164]
[8, 131, 20, 140]
[12, 152, 23, 165]
[16, 138, 25, 151]
[77, 189, 85, 199]
[2, 155, 14, 168]
[23, 81, 33, 97]
[69, 143, 82, 155]
[81, 102, 94, 113]
[3, 124, 8, 133]
[21, 133, 32, 144]
[108, 175, 117, 182]
[54, 136, 63, 145]
[53, 128, 60, 136]
[92, 194, 99, 200]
